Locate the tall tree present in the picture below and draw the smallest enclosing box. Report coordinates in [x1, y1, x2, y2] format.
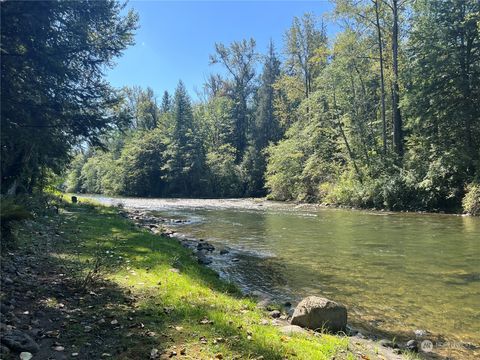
[160, 91, 172, 113]
[0, 0, 138, 194]
[165, 81, 205, 195]
[284, 13, 328, 101]
[210, 38, 258, 161]
[254, 41, 282, 149]
[404, 0, 480, 204]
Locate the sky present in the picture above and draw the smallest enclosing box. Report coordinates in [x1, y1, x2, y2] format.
[106, 1, 337, 99]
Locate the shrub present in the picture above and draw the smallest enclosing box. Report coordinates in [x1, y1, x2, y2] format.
[462, 183, 480, 215]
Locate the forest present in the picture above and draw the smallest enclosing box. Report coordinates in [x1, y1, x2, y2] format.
[2, 0, 480, 214]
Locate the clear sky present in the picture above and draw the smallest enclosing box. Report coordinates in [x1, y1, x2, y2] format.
[106, 1, 336, 99]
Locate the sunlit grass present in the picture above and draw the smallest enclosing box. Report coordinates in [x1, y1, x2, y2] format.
[49, 200, 352, 359]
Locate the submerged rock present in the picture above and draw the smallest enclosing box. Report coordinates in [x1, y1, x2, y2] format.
[197, 242, 215, 252]
[290, 296, 347, 332]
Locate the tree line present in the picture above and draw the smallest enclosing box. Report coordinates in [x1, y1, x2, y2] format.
[2, 0, 479, 213]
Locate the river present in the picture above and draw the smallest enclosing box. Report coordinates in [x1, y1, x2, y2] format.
[86, 196, 480, 358]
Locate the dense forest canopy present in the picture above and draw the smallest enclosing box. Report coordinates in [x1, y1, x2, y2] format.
[1, 0, 479, 214]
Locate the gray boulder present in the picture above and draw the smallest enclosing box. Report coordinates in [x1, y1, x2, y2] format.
[290, 296, 347, 332]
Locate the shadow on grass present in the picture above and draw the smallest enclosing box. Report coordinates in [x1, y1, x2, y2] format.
[23, 202, 342, 360]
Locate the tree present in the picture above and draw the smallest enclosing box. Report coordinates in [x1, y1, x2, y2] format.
[284, 13, 328, 101]
[165, 81, 205, 195]
[1, 0, 138, 194]
[255, 41, 282, 149]
[118, 130, 168, 196]
[160, 91, 172, 113]
[210, 38, 258, 161]
[123, 87, 159, 130]
[403, 0, 480, 208]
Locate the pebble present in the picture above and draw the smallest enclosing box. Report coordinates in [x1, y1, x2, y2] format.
[269, 310, 281, 318]
[406, 339, 418, 352]
[19, 352, 33, 360]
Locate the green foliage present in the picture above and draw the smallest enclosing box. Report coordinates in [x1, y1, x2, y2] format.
[118, 130, 167, 196]
[206, 145, 242, 197]
[1, 0, 138, 194]
[265, 134, 305, 201]
[463, 183, 480, 215]
[61, 2, 479, 214]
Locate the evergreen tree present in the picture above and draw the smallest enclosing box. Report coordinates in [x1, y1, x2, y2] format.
[165, 81, 205, 195]
[0, 0, 138, 194]
[161, 91, 172, 113]
[255, 41, 282, 149]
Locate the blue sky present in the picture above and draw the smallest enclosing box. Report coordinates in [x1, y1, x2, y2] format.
[107, 1, 336, 99]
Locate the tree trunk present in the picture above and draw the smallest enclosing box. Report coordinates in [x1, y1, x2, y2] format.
[391, 0, 403, 157]
[374, 0, 387, 155]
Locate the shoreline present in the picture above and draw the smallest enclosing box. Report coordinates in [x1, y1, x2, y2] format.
[120, 204, 478, 360]
[73, 193, 475, 217]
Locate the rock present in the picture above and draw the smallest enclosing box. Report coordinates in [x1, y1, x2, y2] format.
[219, 249, 229, 255]
[269, 310, 281, 319]
[1, 330, 40, 353]
[379, 339, 397, 348]
[290, 296, 347, 332]
[414, 329, 428, 338]
[406, 339, 418, 352]
[280, 325, 307, 336]
[197, 242, 215, 252]
[4, 277, 13, 285]
[197, 255, 212, 265]
[20, 352, 33, 360]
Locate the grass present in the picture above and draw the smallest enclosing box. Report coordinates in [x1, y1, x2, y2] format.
[12, 197, 354, 359]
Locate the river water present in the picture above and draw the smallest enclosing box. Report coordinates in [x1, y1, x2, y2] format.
[87, 196, 480, 358]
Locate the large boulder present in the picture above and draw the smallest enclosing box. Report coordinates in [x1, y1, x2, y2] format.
[291, 296, 347, 332]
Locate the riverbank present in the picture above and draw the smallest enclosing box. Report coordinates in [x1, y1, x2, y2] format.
[1, 196, 415, 360]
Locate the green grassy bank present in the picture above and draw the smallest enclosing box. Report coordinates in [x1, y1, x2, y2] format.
[5, 197, 357, 360]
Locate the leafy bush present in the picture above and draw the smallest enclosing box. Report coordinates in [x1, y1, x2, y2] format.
[462, 183, 480, 215]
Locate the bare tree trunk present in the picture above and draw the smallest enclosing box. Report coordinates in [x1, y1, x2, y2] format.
[374, 0, 387, 154]
[391, 0, 403, 157]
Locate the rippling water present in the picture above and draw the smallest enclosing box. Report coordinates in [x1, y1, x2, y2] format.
[87, 196, 480, 358]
